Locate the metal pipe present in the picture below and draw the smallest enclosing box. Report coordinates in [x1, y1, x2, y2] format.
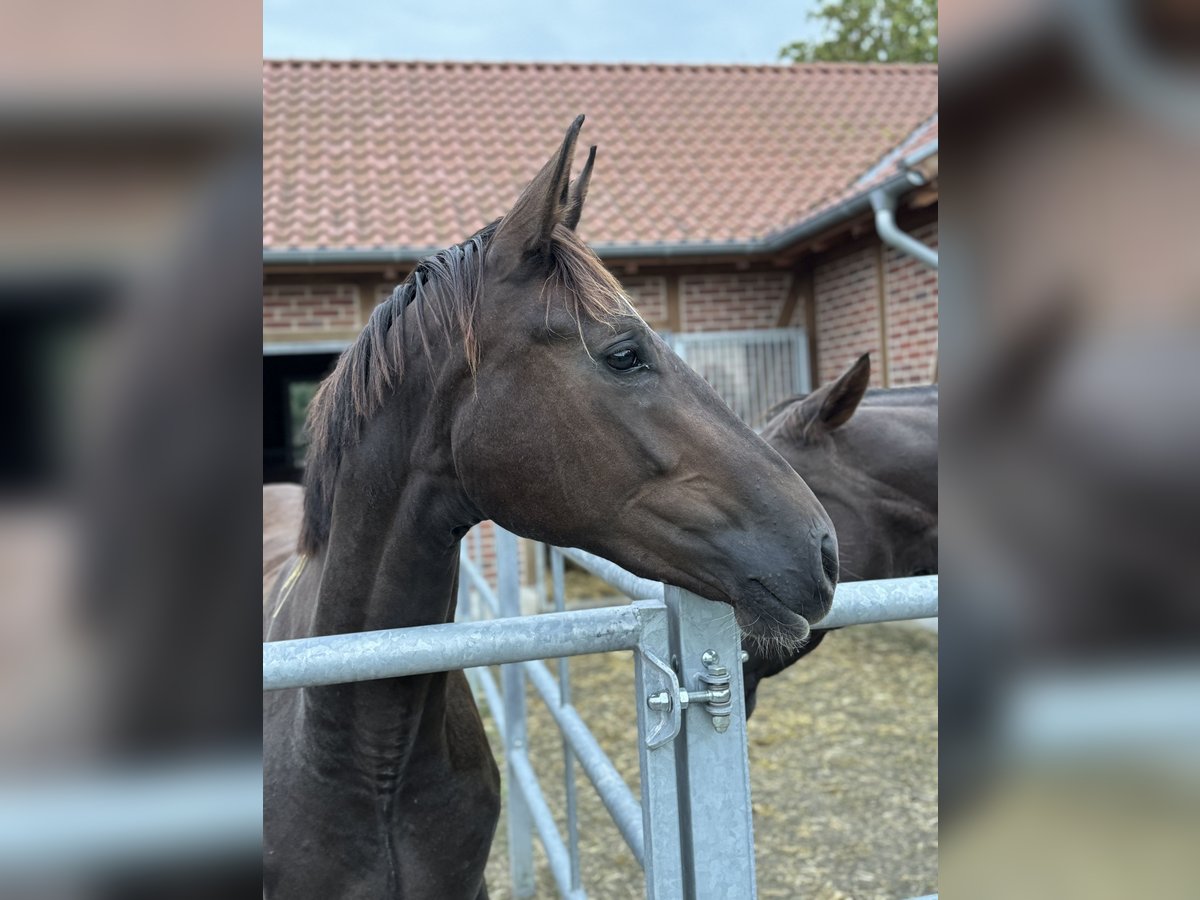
[497, 528, 535, 897]
[455, 566, 470, 622]
[459, 552, 499, 615]
[470, 524, 483, 568]
[508, 748, 587, 900]
[871, 184, 938, 270]
[534, 541, 548, 613]
[263, 605, 645, 691]
[556, 546, 661, 600]
[818, 575, 939, 629]
[523, 658, 646, 864]
[551, 550, 583, 891]
[550, 547, 937, 630]
[466, 666, 506, 743]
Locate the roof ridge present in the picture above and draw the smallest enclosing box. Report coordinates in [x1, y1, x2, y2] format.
[263, 58, 937, 75]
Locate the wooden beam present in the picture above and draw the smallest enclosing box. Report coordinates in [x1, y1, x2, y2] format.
[802, 262, 818, 389]
[666, 274, 682, 333]
[875, 242, 891, 388]
[776, 263, 804, 328]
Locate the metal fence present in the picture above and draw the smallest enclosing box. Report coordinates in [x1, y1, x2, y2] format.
[669, 328, 810, 425]
[259, 528, 938, 899]
[0, 533, 934, 894]
[443, 528, 938, 898]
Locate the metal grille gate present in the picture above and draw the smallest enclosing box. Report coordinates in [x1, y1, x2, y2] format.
[669, 328, 810, 426]
[451, 527, 939, 899]
[459, 529, 759, 898]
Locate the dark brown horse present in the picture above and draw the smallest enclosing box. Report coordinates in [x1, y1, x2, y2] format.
[741, 354, 938, 716]
[263, 117, 838, 899]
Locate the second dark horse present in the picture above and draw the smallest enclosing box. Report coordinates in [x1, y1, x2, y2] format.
[742, 354, 938, 716]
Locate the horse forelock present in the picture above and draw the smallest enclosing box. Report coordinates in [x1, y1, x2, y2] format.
[297, 223, 637, 556]
[542, 225, 643, 334]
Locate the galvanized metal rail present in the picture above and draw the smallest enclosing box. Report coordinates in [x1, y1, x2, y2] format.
[557, 545, 939, 629]
[257, 526, 939, 899]
[462, 529, 756, 899]
[457, 528, 939, 900]
[1, 529, 936, 896]
[262, 605, 646, 691]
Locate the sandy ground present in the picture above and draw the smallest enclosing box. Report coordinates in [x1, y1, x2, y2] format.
[479, 618, 938, 899]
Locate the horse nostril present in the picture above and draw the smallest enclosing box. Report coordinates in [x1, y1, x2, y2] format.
[820, 532, 839, 586]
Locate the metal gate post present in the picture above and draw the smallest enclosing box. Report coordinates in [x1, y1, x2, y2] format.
[664, 585, 757, 899]
[496, 527, 535, 897]
[634, 599, 685, 899]
[455, 563, 471, 623]
[796, 327, 812, 393]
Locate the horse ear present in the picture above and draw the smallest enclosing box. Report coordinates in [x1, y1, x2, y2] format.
[790, 353, 872, 436]
[562, 145, 596, 231]
[491, 115, 585, 263]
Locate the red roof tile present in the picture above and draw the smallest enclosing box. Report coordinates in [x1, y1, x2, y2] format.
[263, 60, 938, 252]
[832, 112, 939, 202]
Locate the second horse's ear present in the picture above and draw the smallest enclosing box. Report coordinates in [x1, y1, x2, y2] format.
[490, 115, 586, 266]
[562, 145, 596, 231]
[787, 353, 872, 438]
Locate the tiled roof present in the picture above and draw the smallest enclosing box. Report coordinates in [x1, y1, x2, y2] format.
[842, 113, 939, 199]
[264, 60, 937, 253]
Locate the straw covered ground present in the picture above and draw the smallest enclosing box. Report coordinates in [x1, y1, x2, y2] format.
[479, 607, 937, 899]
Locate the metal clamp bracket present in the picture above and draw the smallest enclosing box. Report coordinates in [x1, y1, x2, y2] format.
[638, 646, 682, 750]
[645, 648, 736, 737]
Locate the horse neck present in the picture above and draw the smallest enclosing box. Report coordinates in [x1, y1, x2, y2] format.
[841, 407, 938, 511]
[300, 352, 479, 768]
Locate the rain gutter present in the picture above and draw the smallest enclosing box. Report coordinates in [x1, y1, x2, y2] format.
[262, 169, 927, 267]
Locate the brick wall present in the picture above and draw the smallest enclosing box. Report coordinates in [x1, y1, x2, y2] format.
[883, 221, 939, 386]
[622, 276, 668, 329]
[263, 285, 359, 334]
[462, 520, 533, 597]
[466, 519, 499, 586]
[679, 272, 792, 333]
[812, 222, 939, 388]
[262, 227, 937, 388]
[814, 246, 885, 387]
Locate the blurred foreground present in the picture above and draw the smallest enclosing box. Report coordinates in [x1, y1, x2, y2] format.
[941, 0, 1200, 896]
[0, 2, 261, 897]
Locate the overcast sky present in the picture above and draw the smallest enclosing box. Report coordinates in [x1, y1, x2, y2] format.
[263, 0, 822, 64]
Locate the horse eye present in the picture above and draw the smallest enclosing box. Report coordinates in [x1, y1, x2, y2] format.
[606, 348, 641, 371]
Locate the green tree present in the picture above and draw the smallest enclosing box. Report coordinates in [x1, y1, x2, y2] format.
[781, 0, 938, 64]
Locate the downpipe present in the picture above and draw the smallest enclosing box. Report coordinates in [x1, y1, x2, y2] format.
[871, 175, 939, 270]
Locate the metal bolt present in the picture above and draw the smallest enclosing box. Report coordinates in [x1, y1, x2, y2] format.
[701, 649, 720, 667]
[711, 715, 730, 734]
[740, 650, 749, 663]
[647, 691, 673, 712]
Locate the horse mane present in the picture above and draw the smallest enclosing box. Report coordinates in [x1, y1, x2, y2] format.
[298, 222, 637, 556]
[861, 384, 938, 406]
